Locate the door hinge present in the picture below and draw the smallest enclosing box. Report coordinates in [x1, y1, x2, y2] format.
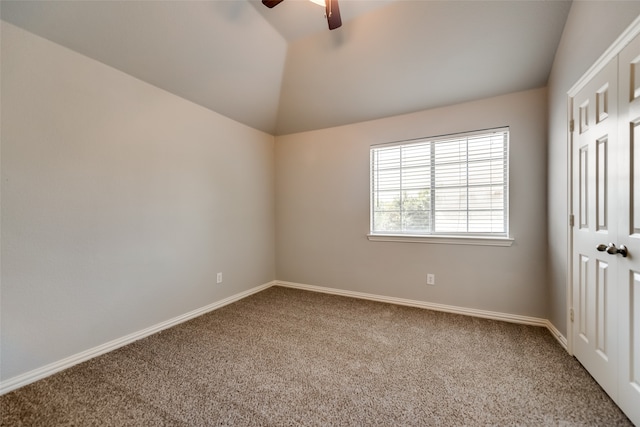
[570, 119, 575, 133]
[569, 214, 575, 227]
[570, 308, 574, 322]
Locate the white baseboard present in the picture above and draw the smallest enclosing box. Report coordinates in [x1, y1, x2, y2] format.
[275, 280, 568, 349]
[544, 319, 568, 351]
[0, 281, 275, 396]
[2, 279, 569, 395]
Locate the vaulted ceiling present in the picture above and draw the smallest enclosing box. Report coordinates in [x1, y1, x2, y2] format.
[1, 0, 572, 135]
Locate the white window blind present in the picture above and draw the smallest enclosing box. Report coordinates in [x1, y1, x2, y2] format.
[370, 127, 509, 237]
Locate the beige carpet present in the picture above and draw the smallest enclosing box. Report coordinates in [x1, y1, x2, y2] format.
[0, 286, 632, 426]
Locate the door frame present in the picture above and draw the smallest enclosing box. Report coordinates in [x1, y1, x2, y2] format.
[566, 16, 640, 355]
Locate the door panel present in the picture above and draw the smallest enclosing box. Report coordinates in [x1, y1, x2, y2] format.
[572, 57, 619, 400]
[633, 122, 640, 233]
[596, 137, 608, 231]
[630, 272, 640, 383]
[596, 259, 609, 358]
[616, 32, 640, 425]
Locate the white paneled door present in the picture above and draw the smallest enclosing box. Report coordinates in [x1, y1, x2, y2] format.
[571, 32, 640, 425]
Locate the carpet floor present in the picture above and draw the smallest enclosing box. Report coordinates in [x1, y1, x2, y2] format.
[0, 286, 632, 426]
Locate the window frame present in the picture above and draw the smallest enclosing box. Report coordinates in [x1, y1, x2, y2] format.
[368, 127, 513, 246]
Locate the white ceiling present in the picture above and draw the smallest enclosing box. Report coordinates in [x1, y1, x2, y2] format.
[1, 0, 572, 135]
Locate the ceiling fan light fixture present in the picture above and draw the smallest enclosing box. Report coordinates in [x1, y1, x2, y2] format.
[263, 0, 340, 30]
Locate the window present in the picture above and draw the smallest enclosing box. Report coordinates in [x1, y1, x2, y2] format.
[369, 127, 510, 245]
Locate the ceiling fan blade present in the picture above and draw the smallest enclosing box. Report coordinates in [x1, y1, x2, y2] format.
[325, 0, 342, 30]
[262, 0, 284, 8]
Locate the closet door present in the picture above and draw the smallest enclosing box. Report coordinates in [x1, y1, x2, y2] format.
[617, 32, 640, 425]
[571, 31, 640, 426]
[571, 57, 619, 400]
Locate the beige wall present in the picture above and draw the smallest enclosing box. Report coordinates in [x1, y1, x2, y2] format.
[547, 2, 640, 337]
[1, 22, 275, 380]
[276, 88, 549, 318]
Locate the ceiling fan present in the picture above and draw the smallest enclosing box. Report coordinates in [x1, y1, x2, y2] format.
[262, 0, 342, 30]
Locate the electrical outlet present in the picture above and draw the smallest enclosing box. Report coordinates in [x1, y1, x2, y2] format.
[427, 274, 435, 285]
[217, 272, 223, 284]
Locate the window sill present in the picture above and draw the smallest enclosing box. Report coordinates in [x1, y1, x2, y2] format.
[367, 234, 514, 247]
